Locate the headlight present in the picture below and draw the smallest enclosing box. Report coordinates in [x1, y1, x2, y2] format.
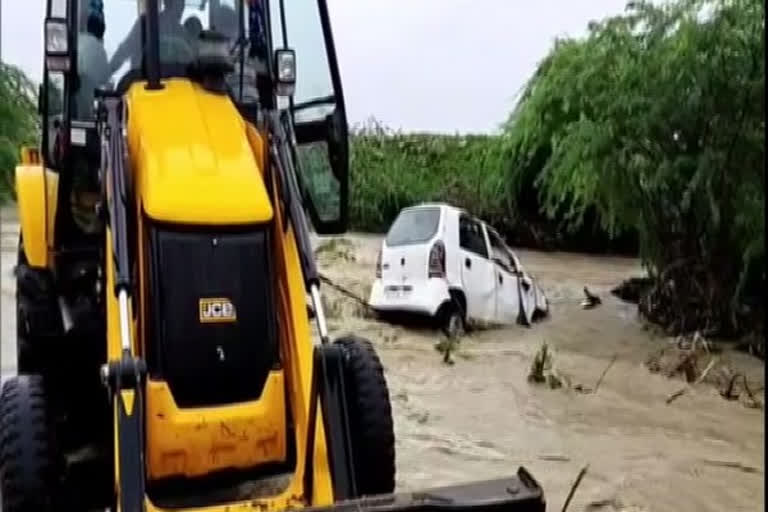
[276, 50, 296, 83]
[274, 49, 296, 97]
[45, 19, 68, 54]
[45, 18, 71, 72]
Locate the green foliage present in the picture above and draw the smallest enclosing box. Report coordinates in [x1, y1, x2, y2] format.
[504, 0, 764, 335]
[0, 63, 39, 202]
[349, 118, 509, 233]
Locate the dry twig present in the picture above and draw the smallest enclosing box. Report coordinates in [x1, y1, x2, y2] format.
[561, 464, 589, 512]
[593, 354, 617, 394]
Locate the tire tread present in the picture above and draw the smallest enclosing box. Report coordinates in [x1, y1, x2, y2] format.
[334, 335, 396, 496]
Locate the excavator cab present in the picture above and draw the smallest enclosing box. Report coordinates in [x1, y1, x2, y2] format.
[1, 0, 546, 511]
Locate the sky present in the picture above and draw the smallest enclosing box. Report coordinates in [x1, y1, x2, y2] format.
[1, 0, 632, 134]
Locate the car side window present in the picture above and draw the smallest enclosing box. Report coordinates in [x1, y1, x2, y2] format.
[488, 230, 517, 272]
[459, 216, 488, 258]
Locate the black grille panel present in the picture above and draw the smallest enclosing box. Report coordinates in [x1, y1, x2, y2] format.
[147, 225, 278, 408]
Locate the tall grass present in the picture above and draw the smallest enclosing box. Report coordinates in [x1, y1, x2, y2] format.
[349, 118, 509, 233]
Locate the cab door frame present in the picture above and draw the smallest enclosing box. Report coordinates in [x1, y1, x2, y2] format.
[271, 0, 349, 234]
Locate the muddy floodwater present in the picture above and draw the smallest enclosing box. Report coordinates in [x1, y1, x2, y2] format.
[314, 234, 764, 512]
[1, 208, 763, 512]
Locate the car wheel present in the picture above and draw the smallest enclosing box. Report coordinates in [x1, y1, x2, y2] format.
[15, 236, 61, 375]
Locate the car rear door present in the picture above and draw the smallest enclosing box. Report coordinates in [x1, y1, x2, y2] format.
[458, 215, 495, 322]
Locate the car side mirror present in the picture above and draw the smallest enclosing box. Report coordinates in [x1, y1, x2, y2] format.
[274, 48, 296, 97]
[45, 17, 71, 72]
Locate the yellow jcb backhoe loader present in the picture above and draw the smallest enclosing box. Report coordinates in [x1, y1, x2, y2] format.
[1, 0, 546, 511]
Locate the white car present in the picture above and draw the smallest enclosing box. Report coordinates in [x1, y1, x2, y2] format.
[368, 203, 549, 336]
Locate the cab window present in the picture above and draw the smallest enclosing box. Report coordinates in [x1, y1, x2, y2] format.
[275, 0, 348, 232]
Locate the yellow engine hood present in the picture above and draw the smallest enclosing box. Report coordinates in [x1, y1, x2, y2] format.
[125, 78, 273, 225]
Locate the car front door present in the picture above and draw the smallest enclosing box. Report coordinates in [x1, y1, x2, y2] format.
[508, 246, 537, 324]
[487, 228, 521, 324]
[458, 215, 495, 323]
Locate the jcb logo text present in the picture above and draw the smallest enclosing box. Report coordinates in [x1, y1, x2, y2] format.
[199, 298, 237, 323]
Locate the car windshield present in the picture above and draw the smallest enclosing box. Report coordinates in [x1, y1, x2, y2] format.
[74, 0, 264, 118]
[385, 207, 441, 247]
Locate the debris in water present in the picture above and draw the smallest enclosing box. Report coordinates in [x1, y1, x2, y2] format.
[539, 454, 571, 462]
[393, 390, 408, 403]
[382, 332, 400, 343]
[581, 287, 602, 309]
[528, 342, 588, 391]
[592, 354, 618, 394]
[611, 277, 653, 304]
[561, 464, 589, 512]
[313, 238, 356, 262]
[666, 356, 719, 404]
[435, 336, 459, 365]
[528, 342, 554, 384]
[646, 332, 764, 408]
[585, 498, 647, 511]
[407, 411, 430, 424]
[701, 459, 761, 474]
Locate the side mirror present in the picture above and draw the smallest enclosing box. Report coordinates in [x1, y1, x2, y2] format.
[45, 17, 71, 72]
[274, 48, 296, 97]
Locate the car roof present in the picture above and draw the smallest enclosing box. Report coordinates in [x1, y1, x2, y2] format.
[402, 202, 465, 215]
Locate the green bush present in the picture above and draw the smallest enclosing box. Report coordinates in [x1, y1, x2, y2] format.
[0, 63, 39, 202]
[503, 0, 764, 336]
[349, 118, 509, 233]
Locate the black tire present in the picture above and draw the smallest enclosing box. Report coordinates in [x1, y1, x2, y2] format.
[15, 238, 33, 372]
[0, 375, 59, 512]
[334, 336, 396, 496]
[15, 237, 60, 375]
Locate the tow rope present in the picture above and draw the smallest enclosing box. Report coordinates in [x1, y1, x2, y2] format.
[318, 273, 375, 312]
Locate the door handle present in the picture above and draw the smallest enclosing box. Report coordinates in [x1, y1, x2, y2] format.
[498, 273, 503, 284]
[465, 258, 472, 269]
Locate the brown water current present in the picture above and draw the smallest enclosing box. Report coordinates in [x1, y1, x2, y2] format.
[1, 209, 763, 511]
[314, 234, 764, 512]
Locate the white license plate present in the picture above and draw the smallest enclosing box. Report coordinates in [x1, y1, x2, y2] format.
[385, 287, 411, 299]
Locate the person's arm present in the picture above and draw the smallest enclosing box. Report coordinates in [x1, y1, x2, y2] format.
[107, 17, 141, 76]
